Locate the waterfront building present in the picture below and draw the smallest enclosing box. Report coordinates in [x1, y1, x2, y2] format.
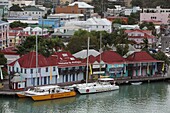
[140, 6, 170, 25]
[7, 51, 85, 89]
[124, 29, 156, 49]
[126, 51, 163, 77]
[81, 50, 163, 79]
[0, 21, 9, 49]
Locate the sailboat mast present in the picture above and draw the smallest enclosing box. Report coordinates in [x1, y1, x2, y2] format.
[100, 33, 102, 72]
[36, 34, 38, 86]
[86, 37, 90, 86]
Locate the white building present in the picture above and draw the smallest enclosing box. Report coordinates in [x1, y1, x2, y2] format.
[47, 13, 84, 22]
[124, 6, 141, 16]
[125, 29, 156, 49]
[8, 51, 85, 89]
[140, 6, 170, 25]
[0, 21, 9, 49]
[8, 6, 45, 20]
[8, 0, 35, 8]
[23, 26, 48, 36]
[65, 17, 112, 33]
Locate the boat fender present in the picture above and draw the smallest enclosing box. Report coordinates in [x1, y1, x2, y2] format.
[86, 89, 89, 93]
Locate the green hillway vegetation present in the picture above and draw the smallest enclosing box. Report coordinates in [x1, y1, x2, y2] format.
[14, 29, 170, 65]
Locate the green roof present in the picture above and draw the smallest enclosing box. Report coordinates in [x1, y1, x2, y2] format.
[24, 6, 44, 11]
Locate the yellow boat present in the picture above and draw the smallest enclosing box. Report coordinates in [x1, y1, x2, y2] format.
[31, 90, 76, 101]
[21, 85, 76, 101]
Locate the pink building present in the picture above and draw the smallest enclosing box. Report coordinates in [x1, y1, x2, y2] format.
[0, 21, 9, 49]
[140, 6, 170, 25]
[125, 29, 156, 49]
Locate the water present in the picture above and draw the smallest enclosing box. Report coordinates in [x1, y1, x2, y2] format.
[0, 82, 170, 113]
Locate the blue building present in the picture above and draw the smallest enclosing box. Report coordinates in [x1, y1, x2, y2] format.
[38, 19, 65, 28]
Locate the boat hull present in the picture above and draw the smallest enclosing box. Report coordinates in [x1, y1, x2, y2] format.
[17, 92, 27, 98]
[77, 85, 119, 94]
[31, 91, 76, 101]
[131, 82, 142, 85]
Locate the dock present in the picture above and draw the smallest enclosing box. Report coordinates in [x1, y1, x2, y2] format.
[115, 76, 170, 84]
[1, 75, 170, 96]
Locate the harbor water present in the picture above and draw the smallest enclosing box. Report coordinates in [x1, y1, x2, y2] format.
[0, 82, 170, 113]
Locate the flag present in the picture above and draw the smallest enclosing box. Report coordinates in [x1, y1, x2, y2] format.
[139, 62, 142, 76]
[0, 67, 3, 80]
[147, 63, 150, 74]
[89, 64, 92, 75]
[124, 63, 126, 73]
[50, 66, 52, 80]
[162, 63, 165, 72]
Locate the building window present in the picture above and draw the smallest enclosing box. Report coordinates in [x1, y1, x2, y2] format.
[96, 26, 98, 28]
[30, 69, 33, 74]
[103, 26, 104, 28]
[16, 68, 19, 72]
[37, 77, 39, 85]
[44, 77, 47, 84]
[25, 69, 26, 74]
[46, 67, 48, 72]
[12, 67, 14, 72]
[53, 67, 56, 71]
[9, 67, 11, 72]
[32, 12, 34, 14]
[21, 68, 23, 73]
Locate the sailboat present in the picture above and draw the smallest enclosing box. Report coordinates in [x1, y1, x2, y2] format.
[74, 37, 119, 94]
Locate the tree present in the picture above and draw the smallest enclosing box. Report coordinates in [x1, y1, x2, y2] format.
[9, 4, 22, 11]
[127, 12, 140, 25]
[16, 36, 65, 57]
[67, 30, 99, 54]
[10, 21, 28, 28]
[112, 18, 126, 25]
[152, 51, 170, 65]
[116, 44, 129, 56]
[139, 21, 156, 35]
[0, 53, 7, 66]
[142, 38, 149, 50]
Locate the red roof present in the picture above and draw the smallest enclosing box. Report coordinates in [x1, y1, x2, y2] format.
[96, 51, 125, 64]
[52, 51, 84, 67]
[126, 51, 160, 63]
[125, 29, 155, 39]
[82, 55, 97, 64]
[1, 47, 18, 55]
[9, 51, 84, 68]
[10, 27, 24, 30]
[9, 51, 50, 68]
[125, 29, 151, 34]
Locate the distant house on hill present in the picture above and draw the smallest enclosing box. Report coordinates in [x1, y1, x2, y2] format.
[125, 29, 156, 49]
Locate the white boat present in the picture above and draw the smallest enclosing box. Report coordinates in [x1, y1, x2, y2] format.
[73, 37, 119, 94]
[131, 82, 142, 85]
[77, 78, 119, 94]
